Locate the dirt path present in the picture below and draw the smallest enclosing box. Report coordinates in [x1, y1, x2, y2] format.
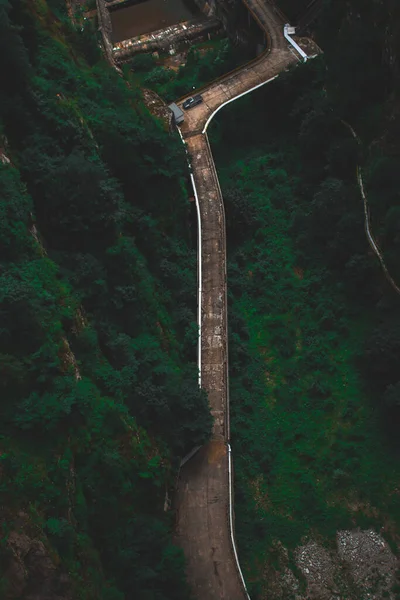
[174, 3, 310, 599]
[342, 120, 400, 297]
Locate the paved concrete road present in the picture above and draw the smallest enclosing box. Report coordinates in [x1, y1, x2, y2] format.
[175, 442, 239, 597]
[174, 3, 307, 599]
[178, 3, 298, 136]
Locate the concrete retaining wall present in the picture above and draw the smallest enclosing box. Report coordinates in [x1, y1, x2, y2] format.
[113, 17, 221, 61]
[96, 0, 116, 66]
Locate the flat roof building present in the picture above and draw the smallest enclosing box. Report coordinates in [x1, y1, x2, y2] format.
[169, 102, 184, 125]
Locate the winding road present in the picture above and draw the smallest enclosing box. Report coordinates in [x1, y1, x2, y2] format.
[174, 3, 313, 599]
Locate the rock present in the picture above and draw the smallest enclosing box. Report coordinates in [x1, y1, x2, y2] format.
[289, 529, 399, 600]
[337, 529, 398, 599]
[295, 540, 340, 599]
[4, 528, 72, 600]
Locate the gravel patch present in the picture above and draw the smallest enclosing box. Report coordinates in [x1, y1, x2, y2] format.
[278, 529, 400, 600]
[337, 529, 398, 599]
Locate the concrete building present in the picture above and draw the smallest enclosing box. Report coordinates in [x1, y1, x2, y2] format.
[169, 102, 185, 125]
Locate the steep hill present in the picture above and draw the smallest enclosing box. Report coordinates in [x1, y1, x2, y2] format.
[207, 0, 400, 597]
[0, 1, 211, 598]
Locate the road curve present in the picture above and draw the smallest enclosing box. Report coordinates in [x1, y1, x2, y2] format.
[174, 4, 307, 599]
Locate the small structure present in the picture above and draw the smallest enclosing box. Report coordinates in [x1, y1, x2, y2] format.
[169, 102, 184, 125]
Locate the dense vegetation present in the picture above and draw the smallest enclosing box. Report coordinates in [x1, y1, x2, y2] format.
[0, 0, 212, 597]
[2, 0, 400, 597]
[128, 37, 252, 103]
[209, 0, 400, 596]
[279, 0, 312, 21]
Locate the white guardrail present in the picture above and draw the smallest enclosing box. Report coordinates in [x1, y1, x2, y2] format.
[177, 127, 202, 387]
[228, 443, 251, 600]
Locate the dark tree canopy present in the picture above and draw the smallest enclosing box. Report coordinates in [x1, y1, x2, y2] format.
[0, 1, 211, 598]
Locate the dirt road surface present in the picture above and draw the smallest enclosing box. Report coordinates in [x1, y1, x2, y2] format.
[175, 3, 309, 599]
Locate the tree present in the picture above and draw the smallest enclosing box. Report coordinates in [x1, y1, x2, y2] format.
[363, 325, 400, 393]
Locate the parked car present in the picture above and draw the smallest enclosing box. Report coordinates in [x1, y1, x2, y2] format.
[183, 94, 203, 110]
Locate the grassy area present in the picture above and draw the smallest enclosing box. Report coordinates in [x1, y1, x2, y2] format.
[124, 37, 254, 102]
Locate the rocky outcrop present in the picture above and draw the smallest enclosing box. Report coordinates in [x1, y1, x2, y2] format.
[3, 518, 72, 600]
[142, 89, 173, 129]
[266, 529, 399, 600]
[192, 0, 217, 17]
[192, 0, 266, 49]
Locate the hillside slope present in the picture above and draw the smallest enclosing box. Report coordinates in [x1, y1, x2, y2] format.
[0, 1, 211, 598]
[207, 0, 400, 597]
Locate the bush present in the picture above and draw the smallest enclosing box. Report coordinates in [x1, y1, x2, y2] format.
[131, 53, 155, 73]
[144, 66, 174, 86]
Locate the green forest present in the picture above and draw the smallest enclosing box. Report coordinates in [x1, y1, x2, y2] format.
[209, 0, 400, 596]
[1, 0, 400, 598]
[0, 0, 211, 597]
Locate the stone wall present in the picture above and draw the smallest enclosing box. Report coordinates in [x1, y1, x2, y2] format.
[95, 0, 116, 66]
[113, 17, 221, 60]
